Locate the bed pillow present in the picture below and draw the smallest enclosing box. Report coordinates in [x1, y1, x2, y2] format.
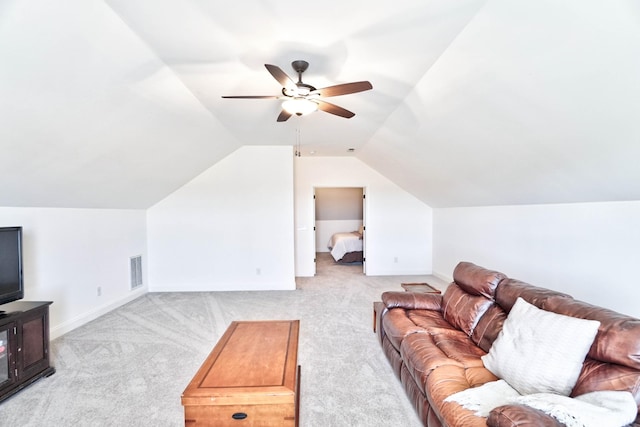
[481, 297, 600, 396]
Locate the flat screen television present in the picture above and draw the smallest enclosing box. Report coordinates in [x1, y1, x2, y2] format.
[0, 226, 24, 307]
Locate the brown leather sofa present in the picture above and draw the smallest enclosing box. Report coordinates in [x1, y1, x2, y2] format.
[375, 262, 640, 426]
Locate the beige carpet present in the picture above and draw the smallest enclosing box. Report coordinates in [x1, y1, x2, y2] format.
[2, 253, 447, 426]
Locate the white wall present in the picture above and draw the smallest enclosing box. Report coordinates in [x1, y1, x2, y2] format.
[0, 208, 147, 339]
[147, 146, 295, 291]
[295, 157, 432, 276]
[315, 187, 363, 220]
[433, 201, 640, 318]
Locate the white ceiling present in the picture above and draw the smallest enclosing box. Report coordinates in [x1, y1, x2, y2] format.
[1, 0, 639, 209]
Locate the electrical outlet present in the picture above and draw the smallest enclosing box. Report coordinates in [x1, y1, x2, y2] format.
[97, 286, 102, 297]
[256, 268, 261, 275]
[394, 257, 398, 263]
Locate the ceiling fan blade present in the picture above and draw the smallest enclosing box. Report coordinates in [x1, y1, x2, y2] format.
[316, 100, 355, 119]
[265, 64, 297, 92]
[313, 81, 372, 97]
[221, 95, 280, 99]
[277, 110, 292, 122]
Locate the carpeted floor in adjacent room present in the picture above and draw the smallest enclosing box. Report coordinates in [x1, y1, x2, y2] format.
[2, 253, 447, 426]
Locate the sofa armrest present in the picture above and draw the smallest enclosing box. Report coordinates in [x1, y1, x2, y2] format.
[487, 404, 564, 427]
[381, 291, 442, 311]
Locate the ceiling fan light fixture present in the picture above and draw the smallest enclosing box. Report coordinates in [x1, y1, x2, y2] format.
[282, 98, 318, 116]
[222, 61, 371, 121]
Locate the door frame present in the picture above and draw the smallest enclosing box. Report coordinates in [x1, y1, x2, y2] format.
[312, 186, 366, 275]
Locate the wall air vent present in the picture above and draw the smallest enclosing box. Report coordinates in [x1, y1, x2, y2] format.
[130, 255, 143, 290]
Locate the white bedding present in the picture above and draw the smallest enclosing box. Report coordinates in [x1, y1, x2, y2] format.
[328, 232, 363, 262]
[444, 379, 637, 427]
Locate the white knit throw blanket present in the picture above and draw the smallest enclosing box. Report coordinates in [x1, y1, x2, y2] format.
[444, 380, 638, 427]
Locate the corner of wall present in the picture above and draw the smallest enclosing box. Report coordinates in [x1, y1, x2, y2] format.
[50, 287, 147, 339]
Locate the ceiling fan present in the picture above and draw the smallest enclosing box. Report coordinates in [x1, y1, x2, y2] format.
[222, 60, 373, 122]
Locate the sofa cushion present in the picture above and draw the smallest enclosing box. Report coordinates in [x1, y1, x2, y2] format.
[382, 308, 425, 352]
[408, 309, 457, 332]
[400, 328, 489, 396]
[470, 304, 507, 353]
[442, 283, 493, 336]
[453, 262, 506, 299]
[571, 358, 640, 401]
[427, 365, 498, 427]
[400, 332, 466, 394]
[482, 297, 600, 396]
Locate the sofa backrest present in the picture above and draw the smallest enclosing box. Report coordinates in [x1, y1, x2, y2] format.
[457, 262, 640, 408]
[442, 262, 506, 337]
[494, 278, 572, 312]
[469, 277, 575, 350]
[543, 296, 640, 402]
[452, 261, 506, 299]
[442, 283, 493, 336]
[543, 297, 640, 369]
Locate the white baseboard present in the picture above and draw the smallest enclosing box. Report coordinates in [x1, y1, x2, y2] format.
[50, 287, 147, 340]
[149, 281, 297, 292]
[432, 269, 453, 284]
[365, 269, 432, 276]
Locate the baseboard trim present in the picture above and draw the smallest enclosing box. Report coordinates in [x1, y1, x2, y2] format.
[50, 288, 147, 340]
[365, 270, 432, 276]
[149, 281, 297, 292]
[432, 269, 453, 284]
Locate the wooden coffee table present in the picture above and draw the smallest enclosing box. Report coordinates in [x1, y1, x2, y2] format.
[182, 320, 300, 426]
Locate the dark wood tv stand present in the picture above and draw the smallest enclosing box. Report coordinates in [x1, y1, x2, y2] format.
[0, 301, 55, 403]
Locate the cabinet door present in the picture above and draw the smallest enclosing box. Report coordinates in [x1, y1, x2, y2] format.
[17, 307, 50, 381]
[0, 322, 17, 390]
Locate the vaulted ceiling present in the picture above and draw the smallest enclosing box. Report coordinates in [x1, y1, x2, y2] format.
[1, 0, 639, 209]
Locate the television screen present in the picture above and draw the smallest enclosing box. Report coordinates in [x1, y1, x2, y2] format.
[0, 226, 24, 306]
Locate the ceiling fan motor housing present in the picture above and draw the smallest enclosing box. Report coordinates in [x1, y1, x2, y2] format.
[291, 60, 309, 74]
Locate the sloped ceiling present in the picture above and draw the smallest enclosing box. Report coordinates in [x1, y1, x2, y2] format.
[1, 0, 639, 209]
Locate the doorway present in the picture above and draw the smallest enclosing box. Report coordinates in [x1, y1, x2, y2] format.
[314, 187, 366, 275]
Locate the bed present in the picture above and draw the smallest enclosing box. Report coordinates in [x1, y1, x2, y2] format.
[327, 229, 363, 263]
